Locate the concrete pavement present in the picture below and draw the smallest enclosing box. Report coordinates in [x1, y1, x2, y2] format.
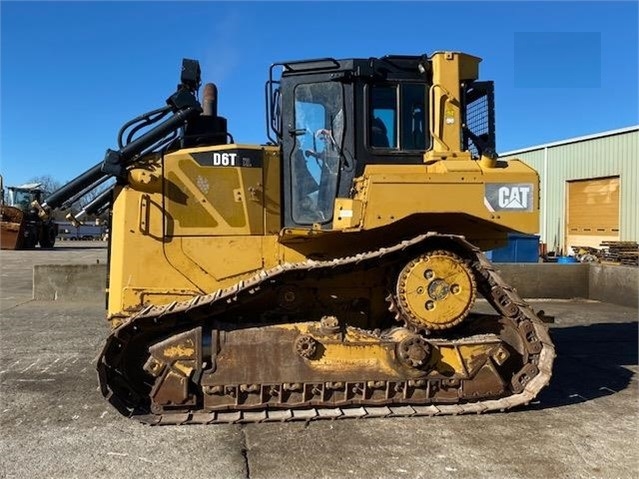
[0, 241, 107, 308]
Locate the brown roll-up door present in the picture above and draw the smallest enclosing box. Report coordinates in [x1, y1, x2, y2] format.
[566, 176, 620, 251]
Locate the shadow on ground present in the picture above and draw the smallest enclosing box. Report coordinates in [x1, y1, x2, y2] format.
[533, 321, 637, 409]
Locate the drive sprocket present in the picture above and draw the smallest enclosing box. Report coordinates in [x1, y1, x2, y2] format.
[394, 250, 476, 331]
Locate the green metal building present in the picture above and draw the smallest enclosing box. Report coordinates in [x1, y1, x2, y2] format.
[501, 126, 638, 254]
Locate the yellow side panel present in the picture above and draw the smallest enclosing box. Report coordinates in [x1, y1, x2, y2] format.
[180, 236, 264, 282]
[108, 186, 202, 318]
[107, 146, 287, 320]
[358, 160, 540, 236]
[163, 156, 264, 237]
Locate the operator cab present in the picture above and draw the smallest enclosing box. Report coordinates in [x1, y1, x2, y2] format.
[7, 184, 46, 213]
[266, 55, 495, 229]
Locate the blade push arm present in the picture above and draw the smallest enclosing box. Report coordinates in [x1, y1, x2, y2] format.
[37, 59, 204, 217]
[65, 185, 114, 227]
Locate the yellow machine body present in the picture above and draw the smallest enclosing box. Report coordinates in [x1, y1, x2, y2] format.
[96, 52, 553, 424]
[108, 146, 539, 322]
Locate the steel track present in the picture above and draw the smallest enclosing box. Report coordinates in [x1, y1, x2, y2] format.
[97, 233, 555, 424]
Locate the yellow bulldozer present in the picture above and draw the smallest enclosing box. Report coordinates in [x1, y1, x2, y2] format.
[38, 51, 554, 424]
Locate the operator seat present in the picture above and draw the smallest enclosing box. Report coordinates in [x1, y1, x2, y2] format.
[371, 117, 390, 148]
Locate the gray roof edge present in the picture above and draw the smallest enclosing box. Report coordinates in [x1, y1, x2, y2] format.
[500, 125, 639, 157]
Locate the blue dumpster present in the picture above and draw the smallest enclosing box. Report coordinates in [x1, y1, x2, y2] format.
[488, 233, 540, 263]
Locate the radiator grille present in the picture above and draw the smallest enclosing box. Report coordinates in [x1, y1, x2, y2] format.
[462, 81, 495, 158]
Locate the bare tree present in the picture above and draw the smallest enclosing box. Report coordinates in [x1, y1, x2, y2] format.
[27, 175, 62, 195]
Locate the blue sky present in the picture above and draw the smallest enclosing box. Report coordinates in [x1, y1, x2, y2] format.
[1, 1, 637, 187]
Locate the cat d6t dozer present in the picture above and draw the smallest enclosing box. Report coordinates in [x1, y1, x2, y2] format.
[42, 52, 554, 424]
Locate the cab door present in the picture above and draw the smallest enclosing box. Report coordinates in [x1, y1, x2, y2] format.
[281, 77, 355, 229]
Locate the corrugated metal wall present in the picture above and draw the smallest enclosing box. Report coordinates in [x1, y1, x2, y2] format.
[501, 127, 638, 252]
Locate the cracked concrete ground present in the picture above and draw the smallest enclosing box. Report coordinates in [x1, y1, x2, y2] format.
[0, 244, 637, 479]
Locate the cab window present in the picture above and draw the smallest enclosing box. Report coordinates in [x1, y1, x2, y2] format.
[370, 86, 397, 148]
[369, 83, 427, 151]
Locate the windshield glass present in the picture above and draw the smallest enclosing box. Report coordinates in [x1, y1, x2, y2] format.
[9, 190, 35, 211]
[291, 82, 343, 224]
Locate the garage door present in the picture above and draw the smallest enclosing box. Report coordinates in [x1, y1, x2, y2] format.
[566, 176, 620, 252]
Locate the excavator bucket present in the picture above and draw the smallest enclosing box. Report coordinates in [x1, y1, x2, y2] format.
[0, 205, 24, 250]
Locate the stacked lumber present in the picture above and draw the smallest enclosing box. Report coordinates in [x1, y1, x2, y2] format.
[599, 241, 639, 266]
